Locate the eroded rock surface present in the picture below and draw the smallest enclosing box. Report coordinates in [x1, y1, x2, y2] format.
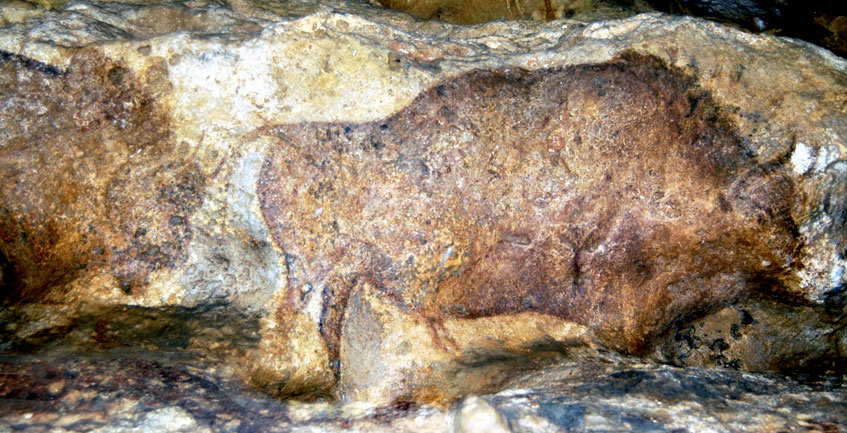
[0, 0, 846, 427]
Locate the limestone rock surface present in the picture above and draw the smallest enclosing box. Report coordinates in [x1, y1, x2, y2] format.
[0, 0, 846, 425]
[1, 350, 845, 432]
[371, 0, 847, 58]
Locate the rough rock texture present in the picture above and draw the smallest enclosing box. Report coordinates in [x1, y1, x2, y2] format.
[652, 0, 847, 57]
[2, 348, 845, 432]
[1, 0, 846, 428]
[372, 0, 847, 57]
[375, 0, 655, 23]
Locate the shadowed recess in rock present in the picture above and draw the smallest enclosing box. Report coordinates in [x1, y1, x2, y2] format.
[0, 302, 261, 357]
[257, 52, 801, 358]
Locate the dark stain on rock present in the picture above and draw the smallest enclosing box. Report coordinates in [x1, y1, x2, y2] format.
[0, 49, 62, 76]
[257, 52, 801, 358]
[658, 298, 844, 374]
[823, 284, 846, 316]
[821, 162, 847, 255]
[538, 402, 586, 429]
[0, 49, 202, 301]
